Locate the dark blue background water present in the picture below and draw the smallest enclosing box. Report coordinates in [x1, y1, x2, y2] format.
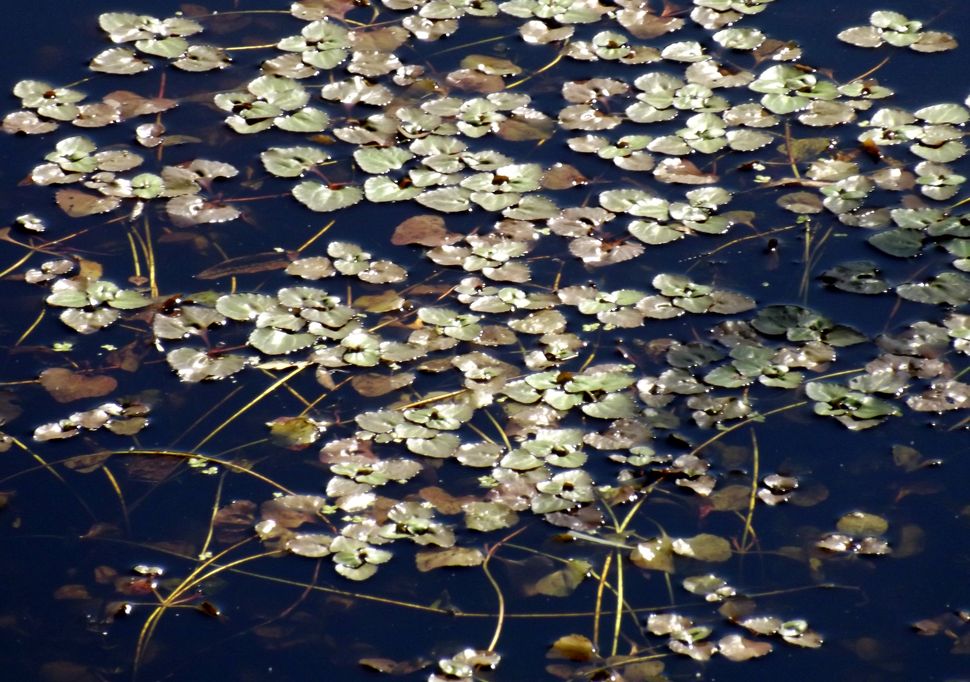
[0, 2, 968, 681]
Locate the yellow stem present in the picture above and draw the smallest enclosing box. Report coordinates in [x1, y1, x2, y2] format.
[296, 219, 335, 253]
[610, 552, 624, 657]
[482, 554, 506, 652]
[102, 465, 130, 535]
[222, 43, 279, 51]
[740, 430, 759, 551]
[193, 365, 306, 451]
[506, 44, 568, 90]
[688, 401, 807, 459]
[14, 309, 45, 346]
[592, 552, 613, 651]
[198, 473, 225, 560]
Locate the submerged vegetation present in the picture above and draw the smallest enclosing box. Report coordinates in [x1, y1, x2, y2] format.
[0, 0, 968, 679]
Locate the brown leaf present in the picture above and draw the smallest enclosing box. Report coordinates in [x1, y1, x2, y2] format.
[391, 215, 456, 246]
[39, 368, 117, 403]
[0, 390, 23, 426]
[351, 372, 416, 397]
[103, 91, 177, 119]
[352, 291, 407, 313]
[55, 189, 121, 217]
[527, 560, 591, 597]
[350, 26, 409, 52]
[267, 415, 325, 449]
[214, 500, 257, 543]
[717, 634, 772, 661]
[836, 511, 889, 536]
[358, 657, 430, 675]
[415, 547, 484, 572]
[196, 252, 292, 279]
[94, 566, 118, 584]
[543, 505, 604, 531]
[672, 533, 732, 562]
[708, 484, 749, 511]
[496, 117, 555, 141]
[39, 661, 100, 682]
[911, 615, 954, 636]
[63, 452, 112, 473]
[292, 0, 358, 21]
[779, 137, 833, 162]
[53, 584, 91, 600]
[445, 69, 504, 94]
[124, 454, 181, 483]
[549, 634, 596, 661]
[419, 486, 472, 515]
[77, 258, 104, 281]
[541, 163, 587, 190]
[3, 111, 58, 135]
[198, 601, 221, 617]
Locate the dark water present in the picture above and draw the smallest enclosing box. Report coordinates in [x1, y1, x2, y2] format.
[1, 1, 968, 681]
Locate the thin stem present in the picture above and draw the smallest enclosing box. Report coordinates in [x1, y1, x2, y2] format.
[592, 552, 613, 651]
[740, 430, 759, 551]
[193, 365, 306, 451]
[610, 552, 624, 657]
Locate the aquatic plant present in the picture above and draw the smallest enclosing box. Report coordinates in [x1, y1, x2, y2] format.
[0, 0, 967, 679]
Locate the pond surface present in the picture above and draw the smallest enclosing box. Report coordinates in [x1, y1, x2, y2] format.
[1, 1, 968, 681]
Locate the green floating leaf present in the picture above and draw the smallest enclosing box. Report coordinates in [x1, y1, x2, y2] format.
[293, 181, 362, 212]
[261, 146, 330, 178]
[248, 328, 317, 355]
[897, 272, 970, 306]
[868, 229, 923, 258]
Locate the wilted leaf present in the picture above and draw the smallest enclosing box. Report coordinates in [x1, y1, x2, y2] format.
[836, 511, 889, 536]
[528, 559, 591, 597]
[55, 190, 121, 217]
[391, 215, 456, 246]
[415, 547, 484, 572]
[359, 658, 430, 675]
[39, 368, 117, 403]
[351, 372, 416, 397]
[541, 164, 587, 190]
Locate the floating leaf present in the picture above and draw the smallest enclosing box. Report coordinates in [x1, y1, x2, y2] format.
[672, 534, 732, 562]
[55, 189, 121, 217]
[248, 328, 317, 355]
[631, 536, 674, 572]
[39, 368, 117, 403]
[464, 501, 519, 532]
[415, 547, 484, 572]
[528, 560, 592, 597]
[718, 634, 772, 661]
[549, 634, 595, 662]
[261, 146, 329, 177]
[293, 181, 362, 212]
[351, 372, 415, 397]
[836, 511, 889, 536]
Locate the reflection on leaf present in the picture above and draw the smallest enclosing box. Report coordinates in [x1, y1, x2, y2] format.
[4, 0, 970, 676]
